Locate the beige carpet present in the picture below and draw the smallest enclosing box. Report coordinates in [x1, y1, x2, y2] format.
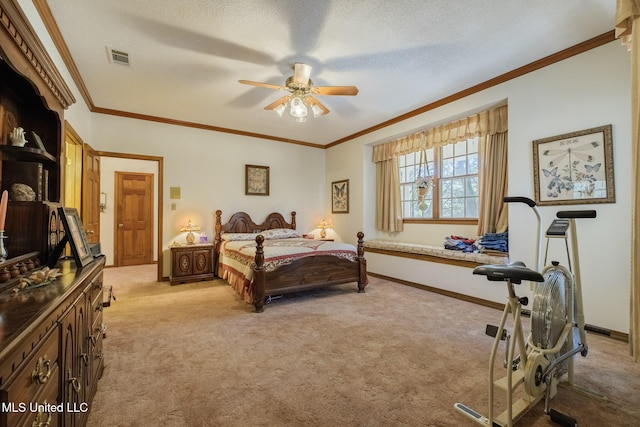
[86, 265, 639, 427]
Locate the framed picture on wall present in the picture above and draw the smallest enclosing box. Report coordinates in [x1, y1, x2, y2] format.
[245, 164, 270, 196]
[331, 179, 349, 213]
[532, 124, 615, 206]
[58, 207, 94, 267]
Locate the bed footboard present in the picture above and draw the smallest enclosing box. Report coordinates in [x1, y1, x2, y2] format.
[252, 232, 367, 312]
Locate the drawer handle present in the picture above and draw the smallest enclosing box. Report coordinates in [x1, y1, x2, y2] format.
[31, 406, 52, 427]
[69, 376, 82, 394]
[32, 356, 52, 384]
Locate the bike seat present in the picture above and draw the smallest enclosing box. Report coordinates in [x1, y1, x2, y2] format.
[473, 261, 544, 284]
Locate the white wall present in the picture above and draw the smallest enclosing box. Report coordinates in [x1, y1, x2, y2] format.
[327, 41, 632, 334]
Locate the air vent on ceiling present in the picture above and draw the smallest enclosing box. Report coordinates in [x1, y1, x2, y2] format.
[107, 48, 130, 66]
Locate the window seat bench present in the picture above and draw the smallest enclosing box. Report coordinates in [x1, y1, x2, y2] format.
[364, 239, 508, 268]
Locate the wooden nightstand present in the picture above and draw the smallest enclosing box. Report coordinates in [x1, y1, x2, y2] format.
[169, 243, 214, 285]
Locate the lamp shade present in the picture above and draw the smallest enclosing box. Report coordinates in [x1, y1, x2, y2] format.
[289, 96, 307, 120]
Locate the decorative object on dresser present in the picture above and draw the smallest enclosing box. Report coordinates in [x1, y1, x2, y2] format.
[8, 126, 27, 146]
[214, 210, 367, 312]
[245, 164, 270, 195]
[30, 130, 47, 152]
[331, 179, 349, 213]
[169, 243, 214, 285]
[2, 160, 47, 201]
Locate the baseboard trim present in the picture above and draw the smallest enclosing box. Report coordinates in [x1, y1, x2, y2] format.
[368, 271, 629, 343]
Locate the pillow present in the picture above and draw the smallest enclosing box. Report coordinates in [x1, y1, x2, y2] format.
[260, 228, 301, 240]
[221, 233, 257, 241]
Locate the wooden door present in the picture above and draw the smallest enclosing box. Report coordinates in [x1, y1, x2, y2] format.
[115, 172, 154, 266]
[82, 144, 100, 244]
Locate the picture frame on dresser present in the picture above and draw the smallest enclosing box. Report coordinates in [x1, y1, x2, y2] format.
[58, 207, 94, 267]
[31, 130, 48, 152]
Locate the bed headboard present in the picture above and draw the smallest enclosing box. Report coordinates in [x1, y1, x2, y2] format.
[214, 210, 296, 242]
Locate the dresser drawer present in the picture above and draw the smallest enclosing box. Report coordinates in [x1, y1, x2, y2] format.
[1, 328, 59, 427]
[12, 365, 60, 427]
[89, 289, 104, 328]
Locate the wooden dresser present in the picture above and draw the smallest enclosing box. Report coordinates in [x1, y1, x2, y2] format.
[0, 255, 106, 427]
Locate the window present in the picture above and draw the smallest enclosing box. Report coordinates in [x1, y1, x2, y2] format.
[399, 137, 479, 220]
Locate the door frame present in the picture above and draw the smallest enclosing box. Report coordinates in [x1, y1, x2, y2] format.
[96, 151, 164, 282]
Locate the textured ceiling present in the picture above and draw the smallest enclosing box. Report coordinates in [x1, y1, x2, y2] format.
[43, 0, 616, 146]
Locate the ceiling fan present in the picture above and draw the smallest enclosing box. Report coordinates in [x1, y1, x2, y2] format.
[239, 63, 358, 122]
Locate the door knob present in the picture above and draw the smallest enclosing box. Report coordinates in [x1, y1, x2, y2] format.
[118, 224, 124, 228]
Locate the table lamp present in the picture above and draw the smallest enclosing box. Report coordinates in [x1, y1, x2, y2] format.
[317, 219, 331, 239]
[181, 219, 201, 244]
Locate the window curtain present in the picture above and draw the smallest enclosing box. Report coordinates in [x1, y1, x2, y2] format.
[615, 0, 640, 362]
[477, 131, 508, 235]
[375, 159, 403, 232]
[371, 104, 508, 233]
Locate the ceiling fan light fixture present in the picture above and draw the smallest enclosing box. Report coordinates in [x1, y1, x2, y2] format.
[274, 103, 287, 117]
[289, 96, 307, 119]
[311, 104, 323, 118]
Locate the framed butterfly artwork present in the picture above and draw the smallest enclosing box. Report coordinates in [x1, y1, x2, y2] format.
[331, 179, 349, 213]
[532, 124, 614, 206]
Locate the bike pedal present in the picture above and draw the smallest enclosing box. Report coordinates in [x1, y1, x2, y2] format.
[548, 408, 577, 427]
[485, 324, 507, 340]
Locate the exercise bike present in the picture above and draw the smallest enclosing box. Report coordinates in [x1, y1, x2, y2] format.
[454, 196, 602, 427]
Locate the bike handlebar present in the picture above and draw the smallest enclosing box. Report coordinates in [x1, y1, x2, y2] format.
[556, 210, 597, 219]
[503, 196, 536, 207]
[503, 197, 597, 219]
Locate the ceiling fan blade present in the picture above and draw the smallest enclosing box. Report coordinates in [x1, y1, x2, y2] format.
[293, 63, 312, 86]
[263, 96, 291, 110]
[311, 85, 359, 96]
[305, 96, 330, 115]
[239, 80, 287, 91]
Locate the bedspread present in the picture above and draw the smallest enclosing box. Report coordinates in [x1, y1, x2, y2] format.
[218, 238, 359, 302]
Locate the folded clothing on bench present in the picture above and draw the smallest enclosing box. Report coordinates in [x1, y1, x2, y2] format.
[364, 239, 509, 265]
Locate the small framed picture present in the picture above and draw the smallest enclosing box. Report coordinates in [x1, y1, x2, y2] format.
[31, 131, 47, 152]
[58, 207, 94, 267]
[245, 165, 270, 196]
[331, 179, 349, 213]
[532, 124, 615, 206]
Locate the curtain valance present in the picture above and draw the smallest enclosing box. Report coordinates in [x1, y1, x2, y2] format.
[615, 0, 640, 51]
[372, 105, 508, 163]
